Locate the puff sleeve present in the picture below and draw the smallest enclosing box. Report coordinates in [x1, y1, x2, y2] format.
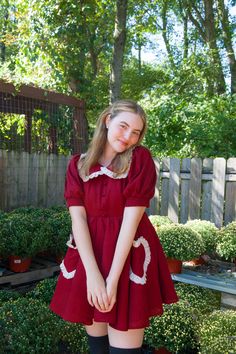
[124, 146, 157, 207]
[64, 155, 84, 207]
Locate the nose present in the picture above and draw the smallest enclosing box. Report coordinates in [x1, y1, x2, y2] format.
[123, 130, 132, 141]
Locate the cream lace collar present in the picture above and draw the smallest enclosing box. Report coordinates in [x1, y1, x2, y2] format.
[78, 151, 133, 182]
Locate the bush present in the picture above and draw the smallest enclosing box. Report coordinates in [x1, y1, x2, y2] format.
[26, 277, 58, 304]
[0, 298, 61, 354]
[175, 283, 220, 317]
[1, 214, 43, 258]
[44, 211, 71, 256]
[0, 290, 21, 306]
[144, 301, 198, 353]
[149, 215, 173, 232]
[185, 219, 218, 255]
[216, 221, 236, 260]
[158, 224, 205, 261]
[198, 310, 236, 354]
[58, 322, 88, 354]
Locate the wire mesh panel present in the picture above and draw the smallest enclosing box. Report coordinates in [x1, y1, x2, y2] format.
[0, 82, 87, 155]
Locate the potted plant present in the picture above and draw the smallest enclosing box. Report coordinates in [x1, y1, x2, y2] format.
[44, 210, 72, 263]
[198, 310, 236, 353]
[0, 297, 61, 353]
[185, 219, 219, 263]
[174, 283, 221, 318]
[158, 224, 205, 273]
[144, 301, 198, 353]
[1, 213, 43, 272]
[149, 215, 173, 232]
[26, 276, 58, 304]
[216, 221, 236, 262]
[0, 213, 8, 261]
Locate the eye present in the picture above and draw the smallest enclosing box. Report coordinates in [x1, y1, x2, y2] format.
[120, 124, 126, 129]
[132, 131, 140, 136]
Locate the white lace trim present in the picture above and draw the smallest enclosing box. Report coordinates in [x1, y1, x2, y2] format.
[78, 152, 133, 182]
[129, 236, 151, 285]
[60, 260, 76, 279]
[66, 234, 77, 249]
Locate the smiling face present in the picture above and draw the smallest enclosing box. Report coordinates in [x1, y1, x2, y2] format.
[104, 111, 144, 157]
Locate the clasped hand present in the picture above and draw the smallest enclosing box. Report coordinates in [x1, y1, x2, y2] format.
[86, 271, 117, 312]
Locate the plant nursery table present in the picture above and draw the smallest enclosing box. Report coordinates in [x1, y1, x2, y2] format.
[172, 260, 236, 310]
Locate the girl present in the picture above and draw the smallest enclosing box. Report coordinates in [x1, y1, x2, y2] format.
[50, 100, 178, 354]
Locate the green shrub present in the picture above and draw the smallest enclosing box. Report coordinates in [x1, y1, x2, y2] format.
[158, 224, 205, 261]
[1, 214, 43, 258]
[198, 310, 236, 354]
[216, 221, 236, 260]
[26, 277, 58, 304]
[0, 290, 21, 306]
[175, 283, 220, 317]
[185, 219, 218, 254]
[0, 298, 61, 354]
[149, 215, 173, 232]
[144, 301, 198, 353]
[44, 211, 71, 256]
[59, 322, 88, 354]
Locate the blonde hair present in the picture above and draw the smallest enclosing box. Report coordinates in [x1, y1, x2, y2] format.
[79, 99, 147, 177]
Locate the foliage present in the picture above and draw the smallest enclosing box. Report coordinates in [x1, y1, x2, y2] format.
[0, 298, 61, 354]
[158, 224, 205, 261]
[0, 213, 9, 258]
[216, 221, 236, 260]
[198, 310, 236, 354]
[58, 322, 88, 354]
[185, 219, 219, 254]
[142, 91, 236, 158]
[175, 283, 221, 317]
[0, 290, 21, 306]
[144, 301, 198, 353]
[149, 214, 173, 232]
[1, 213, 43, 258]
[26, 277, 58, 305]
[43, 210, 71, 256]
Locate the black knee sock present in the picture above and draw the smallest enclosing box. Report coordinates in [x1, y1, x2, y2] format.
[109, 347, 142, 353]
[87, 334, 109, 354]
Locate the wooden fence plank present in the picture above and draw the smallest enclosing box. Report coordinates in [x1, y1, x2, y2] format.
[38, 153, 48, 207]
[28, 153, 39, 206]
[168, 158, 180, 223]
[160, 158, 169, 216]
[148, 158, 160, 215]
[211, 158, 226, 228]
[224, 158, 236, 225]
[188, 158, 202, 220]
[201, 158, 213, 221]
[180, 158, 191, 224]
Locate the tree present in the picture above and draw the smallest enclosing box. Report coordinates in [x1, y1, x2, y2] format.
[109, 0, 128, 102]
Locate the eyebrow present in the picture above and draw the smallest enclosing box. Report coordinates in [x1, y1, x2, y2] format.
[120, 121, 142, 132]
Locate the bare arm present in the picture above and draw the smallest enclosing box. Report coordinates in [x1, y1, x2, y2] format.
[69, 206, 110, 312]
[106, 206, 145, 308]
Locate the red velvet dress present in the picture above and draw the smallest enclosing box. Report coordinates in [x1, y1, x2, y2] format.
[50, 146, 178, 331]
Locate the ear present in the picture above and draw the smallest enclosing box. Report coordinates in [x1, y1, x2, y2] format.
[105, 114, 111, 129]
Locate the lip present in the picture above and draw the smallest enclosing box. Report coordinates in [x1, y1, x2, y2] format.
[118, 139, 128, 147]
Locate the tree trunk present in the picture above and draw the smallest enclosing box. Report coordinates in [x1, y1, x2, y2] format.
[217, 0, 236, 94]
[161, 0, 176, 71]
[204, 0, 226, 94]
[109, 0, 128, 103]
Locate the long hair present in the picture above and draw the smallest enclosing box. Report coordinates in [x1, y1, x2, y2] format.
[79, 99, 147, 177]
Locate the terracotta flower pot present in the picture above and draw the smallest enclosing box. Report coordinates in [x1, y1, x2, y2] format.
[8, 255, 32, 272]
[166, 257, 182, 274]
[185, 256, 205, 266]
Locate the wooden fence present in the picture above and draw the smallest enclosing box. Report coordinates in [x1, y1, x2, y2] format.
[0, 150, 70, 210]
[1, 151, 236, 227]
[148, 157, 236, 227]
